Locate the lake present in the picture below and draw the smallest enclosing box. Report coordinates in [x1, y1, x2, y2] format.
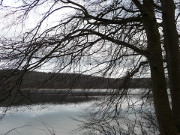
[0, 101, 94, 135]
[0, 89, 157, 135]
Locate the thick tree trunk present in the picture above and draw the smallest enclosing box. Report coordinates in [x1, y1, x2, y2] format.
[141, 0, 177, 134]
[160, 0, 180, 131]
[149, 59, 177, 135]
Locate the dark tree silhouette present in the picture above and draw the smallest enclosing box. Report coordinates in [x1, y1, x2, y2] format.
[0, 0, 180, 134]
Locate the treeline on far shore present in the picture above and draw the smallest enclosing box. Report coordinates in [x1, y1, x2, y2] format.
[0, 70, 151, 89]
[0, 70, 152, 106]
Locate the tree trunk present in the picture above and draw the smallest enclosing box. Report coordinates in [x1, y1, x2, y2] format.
[160, 0, 180, 131]
[149, 59, 177, 135]
[141, 0, 177, 134]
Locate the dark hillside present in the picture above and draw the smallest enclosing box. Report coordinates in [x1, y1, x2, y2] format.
[0, 70, 151, 89]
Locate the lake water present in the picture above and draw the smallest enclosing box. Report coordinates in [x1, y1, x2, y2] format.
[0, 101, 94, 135]
[0, 89, 157, 135]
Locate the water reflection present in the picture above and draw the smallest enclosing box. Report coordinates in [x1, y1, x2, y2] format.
[0, 101, 94, 135]
[0, 89, 157, 135]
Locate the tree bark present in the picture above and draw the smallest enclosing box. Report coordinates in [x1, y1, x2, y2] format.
[141, 0, 177, 134]
[160, 0, 180, 131]
[149, 60, 177, 135]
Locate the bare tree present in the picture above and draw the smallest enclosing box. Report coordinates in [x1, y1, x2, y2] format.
[0, 0, 180, 134]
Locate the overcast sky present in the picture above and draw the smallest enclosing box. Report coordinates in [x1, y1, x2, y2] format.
[0, 0, 151, 78]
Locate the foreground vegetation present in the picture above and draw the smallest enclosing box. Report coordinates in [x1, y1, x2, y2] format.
[0, 0, 180, 134]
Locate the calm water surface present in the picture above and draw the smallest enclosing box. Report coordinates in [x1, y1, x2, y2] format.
[0, 89, 152, 135]
[0, 101, 94, 135]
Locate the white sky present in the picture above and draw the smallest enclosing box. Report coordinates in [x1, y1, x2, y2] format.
[0, 0, 152, 78]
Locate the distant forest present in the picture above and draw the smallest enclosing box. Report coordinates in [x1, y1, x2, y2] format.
[0, 70, 151, 89]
